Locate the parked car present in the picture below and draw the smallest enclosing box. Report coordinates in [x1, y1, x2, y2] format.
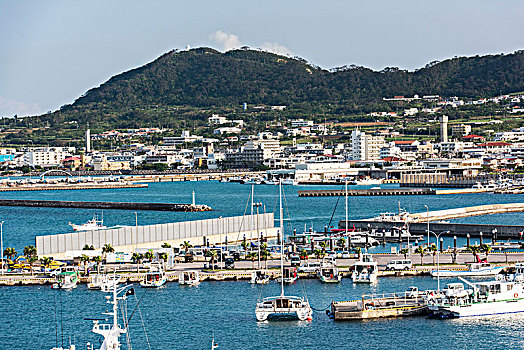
[385, 259, 412, 271]
[290, 255, 301, 267]
[298, 262, 321, 273]
[224, 258, 235, 269]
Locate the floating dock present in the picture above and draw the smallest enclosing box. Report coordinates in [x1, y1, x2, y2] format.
[330, 292, 428, 320]
[0, 199, 212, 212]
[298, 188, 435, 197]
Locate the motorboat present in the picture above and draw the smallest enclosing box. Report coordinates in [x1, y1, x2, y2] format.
[281, 179, 298, 185]
[349, 235, 380, 247]
[318, 265, 341, 283]
[351, 254, 378, 283]
[52, 271, 79, 290]
[428, 277, 524, 318]
[255, 181, 312, 322]
[69, 213, 107, 231]
[356, 177, 383, 186]
[431, 262, 505, 278]
[140, 264, 166, 288]
[249, 270, 270, 284]
[178, 271, 200, 286]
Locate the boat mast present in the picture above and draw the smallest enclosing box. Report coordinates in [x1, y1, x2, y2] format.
[345, 178, 348, 237]
[279, 180, 284, 297]
[250, 184, 254, 252]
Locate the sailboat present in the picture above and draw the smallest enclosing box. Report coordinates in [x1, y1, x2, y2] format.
[254, 181, 313, 322]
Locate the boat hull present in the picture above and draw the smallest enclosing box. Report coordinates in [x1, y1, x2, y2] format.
[430, 299, 524, 318]
[431, 267, 504, 278]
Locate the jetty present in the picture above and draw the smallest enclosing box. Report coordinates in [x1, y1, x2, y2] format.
[0, 199, 212, 212]
[298, 188, 435, 197]
[0, 183, 148, 191]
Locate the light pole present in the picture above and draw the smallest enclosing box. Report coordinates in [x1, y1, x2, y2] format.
[253, 202, 263, 269]
[424, 205, 429, 247]
[219, 216, 223, 269]
[0, 221, 3, 275]
[134, 212, 138, 251]
[430, 230, 450, 291]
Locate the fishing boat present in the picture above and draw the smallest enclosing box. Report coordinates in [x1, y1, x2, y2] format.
[276, 267, 298, 284]
[428, 277, 524, 318]
[431, 262, 505, 278]
[255, 181, 312, 322]
[140, 264, 166, 288]
[249, 270, 270, 284]
[178, 271, 200, 286]
[52, 271, 79, 290]
[69, 213, 107, 231]
[86, 284, 136, 350]
[351, 254, 378, 283]
[318, 264, 341, 283]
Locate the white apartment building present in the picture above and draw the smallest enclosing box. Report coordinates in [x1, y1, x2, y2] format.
[22, 147, 75, 167]
[208, 114, 228, 125]
[291, 119, 314, 128]
[451, 124, 472, 136]
[163, 131, 203, 145]
[351, 129, 385, 161]
[213, 127, 242, 135]
[494, 131, 524, 142]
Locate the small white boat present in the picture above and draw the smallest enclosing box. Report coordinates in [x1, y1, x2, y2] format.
[140, 264, 166, 288]
[431, 262, 505, 278]
[69, 214, 107, 231]
[249, 270, 270, 284]
[318, 265, 341, 283]
[178, 271, 200, 286]
[276, 267, 298, 284]
[356, 177, 383, 186]
[281, 179, 298, 185]
[52, 271, 79, 290]
[428, 277, 524, 318]
[87, 274, 104, 290]
[351, 254, 378, 283]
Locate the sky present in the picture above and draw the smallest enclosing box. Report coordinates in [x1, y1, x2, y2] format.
[1, 0, 523, 117]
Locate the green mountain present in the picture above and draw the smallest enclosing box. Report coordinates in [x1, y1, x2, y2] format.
[43, 47, 524, 128]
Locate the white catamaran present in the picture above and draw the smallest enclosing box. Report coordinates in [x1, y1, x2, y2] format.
[255, 181, 312, 322]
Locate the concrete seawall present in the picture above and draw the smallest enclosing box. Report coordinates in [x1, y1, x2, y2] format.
[298, 188, 435, 197]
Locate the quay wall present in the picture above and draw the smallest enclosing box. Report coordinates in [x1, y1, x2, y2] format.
[298, 188, 435, 197]
[36, 213, 275, 258]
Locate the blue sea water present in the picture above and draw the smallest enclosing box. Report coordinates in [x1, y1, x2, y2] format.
[0, 181, 523, 349]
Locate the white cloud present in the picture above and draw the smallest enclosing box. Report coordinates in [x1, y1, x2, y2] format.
[209, 30, 242, 51]
[260, 42, 293, 56]
[0, 97, 42, 117]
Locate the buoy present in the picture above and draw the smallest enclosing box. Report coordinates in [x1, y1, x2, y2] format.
[515, 293, 519, 298]
[307, 316, 313, 321]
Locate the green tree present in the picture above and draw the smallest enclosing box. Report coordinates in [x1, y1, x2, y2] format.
[161, 242, 172, 248]
[399, 248, 409, 259]
[144, 251, 154, 262]
[480, 244, 492, 261]
[180, 241, 192, 253]
[428, 244, 437, 266]
[469, 245, 481, 263]
[158, 252, 169, 270]
[132, 253, 143, 273]
[260, 250, 270, 269]
[313, 249, 322, 261]
[80, 254, 91, 275]
[299, 249, 308, 261]
[102, 244, 114, 256]
[206, 250, 218, 270]
[3, 247, 17, 261]
[27, 256, 38, 276]
[415, 246, 425, 265]
[337, 238, 346, 250]
[92, 256, 102, 274]
[41, 256, 53, 273]
[354, 247, 362, 260]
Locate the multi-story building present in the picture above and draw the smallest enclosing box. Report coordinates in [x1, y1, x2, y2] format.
[451, 124, 472, 136]
[351, 129, 385, 161]
[291, 119, 314, 128]
[163, 131, 203, 146]
[22, 147, 75, 167]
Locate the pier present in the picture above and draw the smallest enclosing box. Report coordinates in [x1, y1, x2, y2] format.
[0, 183, 148, 191]
[298, 188, 435, 197]
[0, 199, 212, 212]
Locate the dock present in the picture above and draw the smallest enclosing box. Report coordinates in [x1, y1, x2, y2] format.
[298, 188, 435, 197]
[0, 199, 212, 212]
[0, 183, 148, 191]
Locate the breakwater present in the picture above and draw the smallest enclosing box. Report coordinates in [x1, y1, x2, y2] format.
[0, 183, 148, 191]
[298, 188, 435, 197]
[0, 199, 211, 212]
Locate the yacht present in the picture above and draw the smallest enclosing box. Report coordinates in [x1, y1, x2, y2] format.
[318, 264, 341, 283]
[140, 264, 166, 288]
[69, 213, 107, 231]
[351, 253, 378, 283]
[431, 262, 505, 278]
[178, 271, 200, 286]
[255, 181, 312, 322]
[249, 270, 270, 284]
[52, 271, 79, 290]
[428, 277, 524, 318]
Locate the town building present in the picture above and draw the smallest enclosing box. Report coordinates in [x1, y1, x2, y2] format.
[351, 129, 385, 161]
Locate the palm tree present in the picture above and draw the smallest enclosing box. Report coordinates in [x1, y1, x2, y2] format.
[469, 245, 481, 263]
[41, 256, 52, 273]
[399, 248, 409, 259]
[428, 244, 437, 266]
[92, 256, 102, 274]
[161, 242, 171, 248]
[82, 244, 94, 250]
[354, 247, 362, 260]
[80, 254, 91, 275]
[206, 250, 218, 270]
[246, 252, 257, 269]
[260, 250, 271, 269]
[27, 256, 38, 276]
[241, 241, 249, 258]
[3, 247, 17, 262]
[337, 238, 346, 250]
[132, 253, 143, 273]
[23, 245, 37, 258]
[313, 249, 322, 261]
[480, 244, 491, 261]
[180, 241, 192, 254]
[319, 241, 327, 253]
[158, 253, 169, 270]
[144, 251, 154, 262]
[102, 244, 114, 258]
[415, 246, 425, 265]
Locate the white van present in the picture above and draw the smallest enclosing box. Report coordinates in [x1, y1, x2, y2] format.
[298, 262, 321, 273]
[385, 259, 412, 271]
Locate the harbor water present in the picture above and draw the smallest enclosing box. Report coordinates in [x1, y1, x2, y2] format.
[0, 181, 523, 349]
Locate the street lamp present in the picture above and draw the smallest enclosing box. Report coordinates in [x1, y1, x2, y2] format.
[219, 216, 223, 269]
[424, 205, 429, 247]
[253, 202, 263, 268]
[429, 230, 450, 291]
[0, 221, 4, 275]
